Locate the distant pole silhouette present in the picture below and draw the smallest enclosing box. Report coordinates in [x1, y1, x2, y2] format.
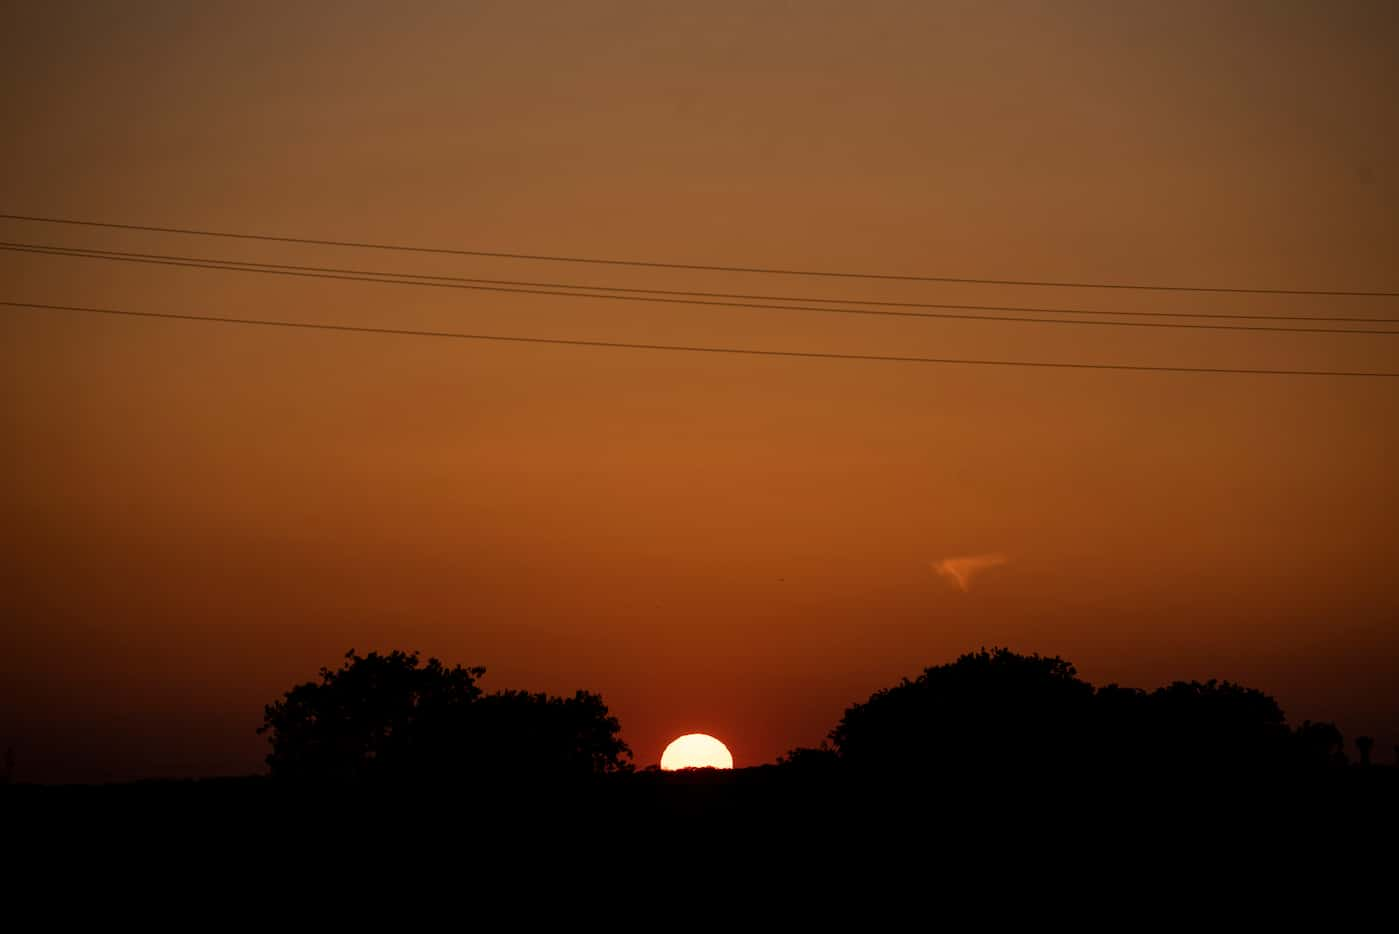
[1355, 736, 1373, 767]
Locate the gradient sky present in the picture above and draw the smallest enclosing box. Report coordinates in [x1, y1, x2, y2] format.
[3, 1, 1396, 782]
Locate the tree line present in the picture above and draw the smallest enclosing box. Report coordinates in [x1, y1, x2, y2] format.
[258, 646, 1377, 784]
[782, 647, 1361, 775]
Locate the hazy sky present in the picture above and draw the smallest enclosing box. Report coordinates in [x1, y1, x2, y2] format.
[3, 1, 1396, 782]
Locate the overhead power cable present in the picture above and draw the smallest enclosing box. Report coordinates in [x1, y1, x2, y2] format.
[6, 240, 1395, 324]
[4, 300, 1396, 378]
[6, 242, 1396, 337]
[2, 212, 1395, 298]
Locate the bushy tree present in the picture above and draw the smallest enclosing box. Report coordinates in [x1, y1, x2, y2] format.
[472, 689, 632, 778]
[829, 647, 1095, 772]
[812, 648, 1335, 776]
[1143, 679, 1290, 769]
[259, 650, 631, 783]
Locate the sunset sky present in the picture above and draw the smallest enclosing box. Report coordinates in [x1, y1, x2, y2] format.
[3, 1, 1396, 783]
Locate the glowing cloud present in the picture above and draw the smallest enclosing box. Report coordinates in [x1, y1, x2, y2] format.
[933, 553, 1008, 591]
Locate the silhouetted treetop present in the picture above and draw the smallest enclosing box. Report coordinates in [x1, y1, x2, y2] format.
[259, 649, 631, 783]
[804, 647, 1349, 776]
[830, 648, 1095, 770]
[473, 689, 631, 777]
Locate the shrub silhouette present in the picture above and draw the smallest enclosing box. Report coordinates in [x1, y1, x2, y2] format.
[776, 743, 840, 773]
[259, 649, 631, 783]
[1291, 720, 1347, 768]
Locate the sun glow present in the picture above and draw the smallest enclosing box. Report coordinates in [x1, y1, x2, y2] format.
[660, 733, 734, 770]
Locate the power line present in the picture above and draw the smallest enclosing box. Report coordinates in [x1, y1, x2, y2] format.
[7, 242, 1397, 337]
[3, 211, 1395, 298]
[5, 300, 1396, 378]
[6, 240, 1395, 325]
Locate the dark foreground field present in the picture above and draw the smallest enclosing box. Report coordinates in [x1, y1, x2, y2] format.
[8, 766, 1396, 901]
[12, 762, 1396, 828]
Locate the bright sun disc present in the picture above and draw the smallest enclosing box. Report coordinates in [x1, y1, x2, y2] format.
[660, 733, 734, 770]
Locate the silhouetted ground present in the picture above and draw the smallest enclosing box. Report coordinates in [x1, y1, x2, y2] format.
[8, 766, 1396, 899]
[10, 761, 1397, 825]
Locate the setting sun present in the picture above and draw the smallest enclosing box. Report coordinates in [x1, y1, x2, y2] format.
[660, 734, 734, 771]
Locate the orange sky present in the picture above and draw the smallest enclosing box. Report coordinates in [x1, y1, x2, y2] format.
[2, 1, 1397, 782]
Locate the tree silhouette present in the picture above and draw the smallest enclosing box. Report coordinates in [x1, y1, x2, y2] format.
[472, 689, 632, 778]
[1091, 683, 1154, 769]
[828, 647, 1095, 773]
[799, 647, 1341, 776]
[1143, 679, 1290, 770]
[259, 649, 631, 783]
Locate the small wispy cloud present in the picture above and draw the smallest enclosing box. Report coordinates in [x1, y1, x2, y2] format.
[932, 553, 1008, 591]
